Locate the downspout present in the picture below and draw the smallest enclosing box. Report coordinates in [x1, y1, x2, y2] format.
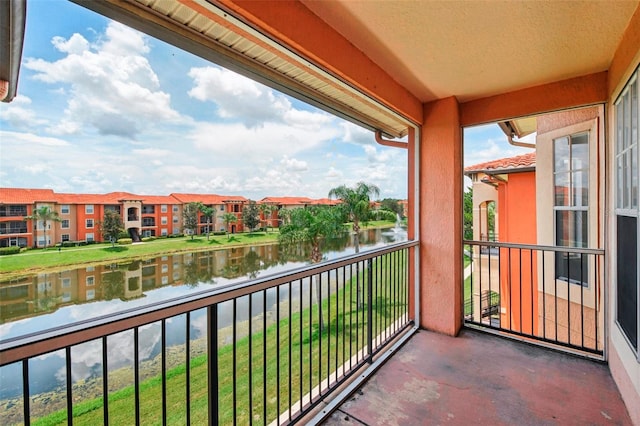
[507, 133, 536, 149]
[375, 130, 409, 149]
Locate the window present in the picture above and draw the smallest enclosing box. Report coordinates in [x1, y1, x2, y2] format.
[173, 205, 179, 213]
[553, 132, 589, 285]
[61, 234, 70, 242]
[161, 204, 167, 213]
[61, 205, 70, 214]
[86, 219, 94, 229]
[85, 205, 94, 214]
[62, 278, 71, 288]
[615, 69, 639, 353]
[173, 216, 179, 224]
[161, 216, 168, 225]
[86, 276, 94, 286]
[161, 228, 168, 236]
[86, 233, 94, 242]
[61, 219, 70, 229]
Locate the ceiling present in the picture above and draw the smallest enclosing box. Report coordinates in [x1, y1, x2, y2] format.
[301, 0, 639, 103]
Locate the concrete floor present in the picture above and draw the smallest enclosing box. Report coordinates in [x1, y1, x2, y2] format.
[323, 329, 631, 426]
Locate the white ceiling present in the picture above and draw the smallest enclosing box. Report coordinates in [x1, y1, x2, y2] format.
[301, 0, 639, 103]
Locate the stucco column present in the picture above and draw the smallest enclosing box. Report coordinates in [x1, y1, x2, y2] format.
[419, 97, 463, 335]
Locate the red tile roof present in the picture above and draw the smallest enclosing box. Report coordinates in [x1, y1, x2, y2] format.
[260, 196, 314, 205]
[308, 198, 340, 206]
[170, 193, 248, 204]
[464, 152, 536, 175]
[0, 188, 56, 203]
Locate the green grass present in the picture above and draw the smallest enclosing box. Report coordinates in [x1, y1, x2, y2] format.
[29, 252, 407, 425]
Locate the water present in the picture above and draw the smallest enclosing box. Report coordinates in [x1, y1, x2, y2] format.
[0, 227, 406, 400]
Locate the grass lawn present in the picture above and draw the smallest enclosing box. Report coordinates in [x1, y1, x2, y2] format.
[29, 251, 407, 426]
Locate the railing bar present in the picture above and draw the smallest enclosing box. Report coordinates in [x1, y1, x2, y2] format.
[542, 250, 546, 341]
[595, 259, 599, 352]
[102, 336, 109, 426]
[497, 244, 501, 329]
[580, 253, 585, 349]
[309, 276, 313, 404]
[355, 262, 359, 364]
[318, 273, 323, 395]
[334, 268, 338, 384]
[342, 265, 346, 378]
[262, 289, 267, 424]
[288, 281, 292, 423]
[162, 319, 167, 426]
[555, 268, 559, 343]
[367, 258, 373, 363]
[233, 299, 237, 425]
[566, 251, 571, 345]
[249, 294, 253, 426]
[349, 263, 353, 372]
[325, 271, 329, 394]
[134, 327, 140, 426]
[393, 250, 397, 334]
[298, 279, 303, 414]
[185, 312, 191, 426]
[463, 240, 603, 254]
[66, 346, 72, 426]
[488, 241, 492, 328]
[207, 304, 218, 426]
[276, 285, 281, 422]
[23, 359, 30, 426]
[519, 248, 523, 334]
[530, 249, 534, 336]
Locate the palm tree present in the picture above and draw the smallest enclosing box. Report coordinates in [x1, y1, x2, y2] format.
[198, 204, 215, 240]
[259, 203, 276, 232]
[24, 206, 62, 248]
[279, 206, 346, 330]
[220, 212, 238, 240]
[328, 182, 380, 253]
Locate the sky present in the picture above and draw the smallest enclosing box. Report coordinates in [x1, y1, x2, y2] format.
[0, 1, 532, 200]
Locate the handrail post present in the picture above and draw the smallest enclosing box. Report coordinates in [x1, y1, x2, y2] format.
[207, 304, 218, 426]
[367, 258, 373, 363]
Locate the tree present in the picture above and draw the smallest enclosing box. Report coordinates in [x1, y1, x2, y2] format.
[328, 181, 380, 253]
[463, 189, 473, 241]
[278, 207, 292, 227]
[99, 210, 124, 247]
[198, 204, 215, 240]
[259, 203, 276, 232]
[220, 212, 238, 240]
[380, 198, 403, 217]
[24, 206, 62, 248]
[279, 206, 346, 330]
[183, 202, 200, 240]
[242, 200, 260, 233]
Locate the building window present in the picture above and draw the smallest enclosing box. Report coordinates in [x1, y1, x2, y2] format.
[615, 69, 639, 354]
[161, 228, 168, 236]
[161, 204, 168, 213]
[86, 276, 94, 286]
[86, 219, 94, 229]
[85, 205, 94, 214]
[61, 219, 70, 229]
[173, 216, 179, 224]
[61, 205, 70, 214]
[62, 278, 71, 288]
[553, 132, 589, 286]
[61, 234, 70, 242]
[161, 216, 168, 225]
[173, 205, 179, 213]
[86, 233, 94, 242]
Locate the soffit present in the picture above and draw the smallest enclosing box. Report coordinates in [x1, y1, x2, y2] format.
[302, 0, 639, 103]
[89, 0, 412, 138]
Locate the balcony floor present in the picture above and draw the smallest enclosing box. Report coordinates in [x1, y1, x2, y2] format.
[323, 328, 631, 425]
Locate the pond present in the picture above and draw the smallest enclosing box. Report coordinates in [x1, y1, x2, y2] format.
[0, 227, 406, 402]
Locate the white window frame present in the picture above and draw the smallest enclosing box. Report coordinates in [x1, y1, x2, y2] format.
[61, 219, 70, 229]
[86, 219, 94, 229]
[161, 204, 168, 213]
[86, 233, 94, 242]
[614, 68, 640, 356]
[85, 204, 94, 214]
[61, 205, 70, 214]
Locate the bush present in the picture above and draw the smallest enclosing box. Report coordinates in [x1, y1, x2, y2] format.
[118, 232, 130, 239]
[141, 237, 155, 242]
[0, 246, 21, 255]
[117, 238, 133, 245]
[213, 231, 226, 236]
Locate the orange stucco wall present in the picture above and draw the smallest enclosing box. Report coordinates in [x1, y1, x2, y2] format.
[497, 172, 538, 335]
[420, 97, 462, 335]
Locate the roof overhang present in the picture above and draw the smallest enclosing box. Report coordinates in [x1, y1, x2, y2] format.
[0, 0, 26, 102]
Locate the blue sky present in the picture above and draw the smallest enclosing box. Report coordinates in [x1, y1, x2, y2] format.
[0, 1, 532, 199]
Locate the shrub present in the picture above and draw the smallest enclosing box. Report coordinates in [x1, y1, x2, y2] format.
[141, 237, 155, 242]
[213, 231, 226, 236]
[117, 238, 133, 245]
[0, 246, 21, 256]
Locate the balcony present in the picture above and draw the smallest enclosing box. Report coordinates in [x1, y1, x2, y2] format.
[0, 240, 630, 425]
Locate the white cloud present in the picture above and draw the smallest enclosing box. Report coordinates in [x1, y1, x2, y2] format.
[0, 130, 69, 146]
[280, 155, 308, 171]
[0, 95, 48, 129]
[24, 22, 179, 138]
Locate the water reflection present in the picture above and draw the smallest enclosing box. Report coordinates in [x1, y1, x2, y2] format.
[0, 227, 406, 403]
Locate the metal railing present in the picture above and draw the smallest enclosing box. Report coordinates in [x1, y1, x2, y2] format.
[464, 240, 604, 358]
[0, 241, 417, 425]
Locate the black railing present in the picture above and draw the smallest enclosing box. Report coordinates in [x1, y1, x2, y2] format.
[0, 241, 416, 425]
[0, 225, 28, 235]
[464, 241, 604, 357]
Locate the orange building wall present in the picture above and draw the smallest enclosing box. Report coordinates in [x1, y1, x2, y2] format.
[497, 171, 538, 335]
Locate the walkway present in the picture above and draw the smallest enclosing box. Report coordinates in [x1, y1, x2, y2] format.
[322, 329, 631, 425]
